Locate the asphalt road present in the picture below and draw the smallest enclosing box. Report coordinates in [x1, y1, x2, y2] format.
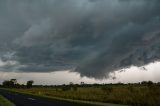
[0, 89, 85, 106]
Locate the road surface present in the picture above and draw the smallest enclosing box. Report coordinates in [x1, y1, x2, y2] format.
[0, 89, 85, 106]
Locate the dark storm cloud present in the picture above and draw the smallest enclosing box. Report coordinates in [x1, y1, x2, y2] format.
[0, 0, 160, 78]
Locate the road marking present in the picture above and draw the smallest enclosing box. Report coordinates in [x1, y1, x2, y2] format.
[27, 98, 36, 101]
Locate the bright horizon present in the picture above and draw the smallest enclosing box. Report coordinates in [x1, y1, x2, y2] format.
[0, 61, 160, 85]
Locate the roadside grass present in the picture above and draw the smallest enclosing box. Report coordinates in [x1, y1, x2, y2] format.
[5, 85, 160, 106]
[0, 95, 15, 106]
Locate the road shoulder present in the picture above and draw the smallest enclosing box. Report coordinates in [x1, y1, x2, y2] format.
[0, 95, 15, 106]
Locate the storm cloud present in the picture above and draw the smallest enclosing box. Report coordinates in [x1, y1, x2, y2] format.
[0, 0, 160, 78]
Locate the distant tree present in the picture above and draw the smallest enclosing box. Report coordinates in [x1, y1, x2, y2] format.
[69, 82, 73, 86]
[141, 81, 153, 86]
[2, 79, 17, 87]
[10, 79, 17, 85]
[147, 81, 153, 86]
[2, 79, 25, 88]
[26, 80, 34, 88]
[2, 80, 11, 87]
[80, 82, 85, 85]
[141, 81, 148, 85]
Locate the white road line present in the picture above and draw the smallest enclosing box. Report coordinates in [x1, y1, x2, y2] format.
[27, 98, 36, 101]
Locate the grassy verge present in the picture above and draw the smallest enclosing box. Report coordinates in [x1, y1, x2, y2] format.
[5, 88, 128, 106]
[0, 95, 15, 106]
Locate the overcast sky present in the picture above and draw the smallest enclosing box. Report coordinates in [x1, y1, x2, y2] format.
[0, 0, 160, 84]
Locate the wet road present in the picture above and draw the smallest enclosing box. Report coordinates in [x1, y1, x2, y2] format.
[0, 89, 84, 106]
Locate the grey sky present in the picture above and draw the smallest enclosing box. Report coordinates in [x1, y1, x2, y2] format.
[0, 0, 160, 79]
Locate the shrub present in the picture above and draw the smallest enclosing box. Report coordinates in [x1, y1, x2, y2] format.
[62, 86, 71, 91]
[101, 86, 113, 94]
[72, 86, 78, 91]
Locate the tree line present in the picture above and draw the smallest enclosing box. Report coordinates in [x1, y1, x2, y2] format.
[1, 79, 160, 89]
[1, 79, 34, 88]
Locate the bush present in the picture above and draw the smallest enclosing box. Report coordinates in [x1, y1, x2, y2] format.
[101, 86, 113, 94]
[62, 86, 71, 91]
[72, 86, 78, 91]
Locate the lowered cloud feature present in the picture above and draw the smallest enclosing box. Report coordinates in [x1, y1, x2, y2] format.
[0, 0, 160, 78]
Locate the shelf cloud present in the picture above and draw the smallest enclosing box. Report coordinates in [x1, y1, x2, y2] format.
[0, 0, 160, 78]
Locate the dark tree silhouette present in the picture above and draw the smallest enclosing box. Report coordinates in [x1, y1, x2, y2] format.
[26, 80, 34, 88]
[10, 79, 17, 85]
[2, 79, 17, 87]
[2, 80, 12, 87]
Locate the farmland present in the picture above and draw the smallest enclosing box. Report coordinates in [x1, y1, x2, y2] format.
[7, 83, 160, 106]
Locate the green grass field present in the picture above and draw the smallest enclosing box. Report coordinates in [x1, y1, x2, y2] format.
[8, 84, 160, 106]
[0, 95, 15, 106]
